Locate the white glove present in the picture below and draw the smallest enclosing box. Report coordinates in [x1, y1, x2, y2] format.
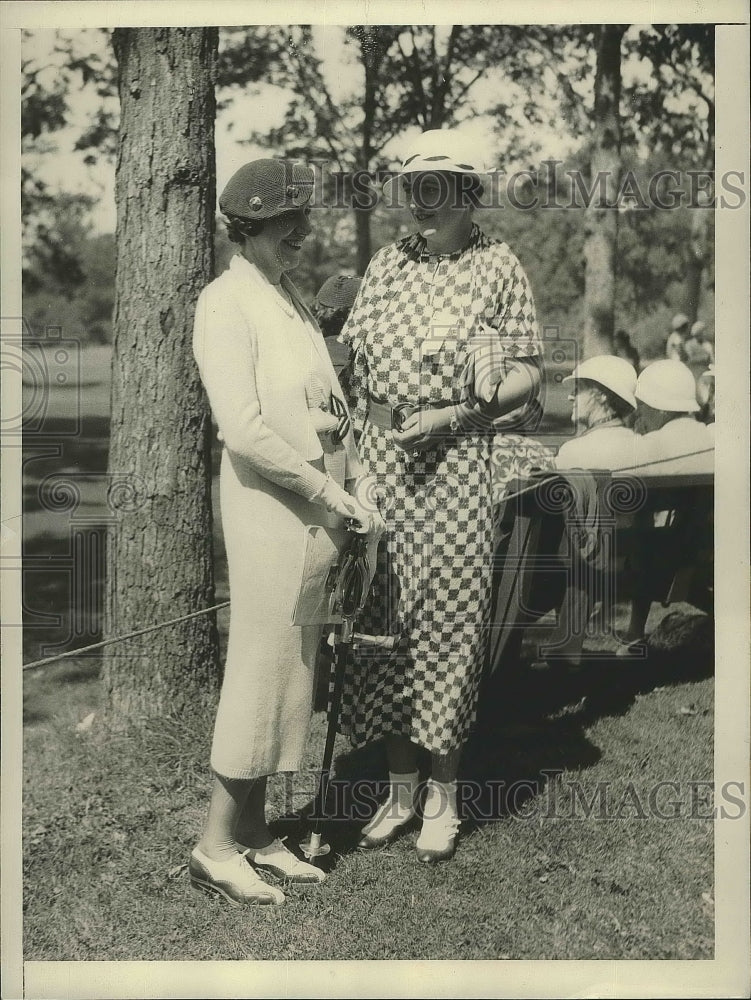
[313, 476, 385, 536]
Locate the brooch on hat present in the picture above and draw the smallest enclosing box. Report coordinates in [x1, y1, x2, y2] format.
[286, 184, 299, 199]
[248, 196, 263, 212]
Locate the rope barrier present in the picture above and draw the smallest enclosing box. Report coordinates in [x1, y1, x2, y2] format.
[21, 446, 714, 674]
[22, 601, 230, 672]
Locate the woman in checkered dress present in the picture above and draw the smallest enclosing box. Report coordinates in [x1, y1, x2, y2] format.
[336, 130, 545, 862]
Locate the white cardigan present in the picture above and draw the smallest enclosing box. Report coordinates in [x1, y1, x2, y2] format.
[193, 254, 361, 499]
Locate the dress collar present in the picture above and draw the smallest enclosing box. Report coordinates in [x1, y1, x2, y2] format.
[580, 417, 625, 437]
[229, 253, 298, 318]
[396, 222, 489, 263]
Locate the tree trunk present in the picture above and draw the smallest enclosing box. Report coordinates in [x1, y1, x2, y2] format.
[354, 207, 372, 274]
[352, 28, 379, 273]
[103, 28, 220, 722]
[682, 186, 713, 325]
[581, 25, 626, 359]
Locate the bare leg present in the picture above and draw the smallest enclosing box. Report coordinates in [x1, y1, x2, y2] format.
[197, 774, 256, 861]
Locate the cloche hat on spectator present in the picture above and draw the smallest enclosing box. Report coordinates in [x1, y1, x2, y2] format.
[382, 128, 489, 203]
[220, 159, 315, 221]
[563, 355, 638, 409]
[671, 312, 690, 331]
[690, 320, 707, 338]
[315, 274, 362, 310]
[635, 359, 700, 413]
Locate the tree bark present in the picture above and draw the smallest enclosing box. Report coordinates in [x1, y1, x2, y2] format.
[352, 27, 380, 273]
[103, 28, 220, 722]
[354, 207, 372, 274]
[581, 25, 626, 359]
[682, 174, 713, 325]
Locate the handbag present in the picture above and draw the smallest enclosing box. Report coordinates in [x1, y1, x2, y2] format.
[291, 523, 348, 626]
[291, 522, 380, 627]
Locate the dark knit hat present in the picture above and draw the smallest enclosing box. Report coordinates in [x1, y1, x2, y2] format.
[219, 159, 315, 220]
[315, 274, 362, 310]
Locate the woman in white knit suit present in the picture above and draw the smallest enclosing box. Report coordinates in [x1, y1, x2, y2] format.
[189, 159, 381, 907]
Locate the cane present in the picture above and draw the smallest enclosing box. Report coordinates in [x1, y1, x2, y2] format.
[300, 525, 394, 861]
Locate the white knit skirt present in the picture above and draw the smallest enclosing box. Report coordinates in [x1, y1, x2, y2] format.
[210, 448, 334, 780]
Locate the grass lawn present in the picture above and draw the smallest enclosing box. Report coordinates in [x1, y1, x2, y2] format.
[20, 348, 715, 962]
[22, 637, 714, 961]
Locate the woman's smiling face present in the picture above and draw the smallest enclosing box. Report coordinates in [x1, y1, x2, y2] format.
[248, 206, 312, 280]
[402, 172, 473, 241]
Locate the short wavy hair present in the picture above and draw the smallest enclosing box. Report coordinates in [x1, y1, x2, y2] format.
[578, 378, 635, 423]
[222, 213, 266, 245]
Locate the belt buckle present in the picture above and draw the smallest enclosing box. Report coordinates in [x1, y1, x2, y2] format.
[392, 403, 417, 432]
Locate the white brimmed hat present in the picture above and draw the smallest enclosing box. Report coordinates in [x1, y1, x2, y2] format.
[382, 129, 488, 204]
[563, 355, 638, 409]
[635, 359, 700, 413]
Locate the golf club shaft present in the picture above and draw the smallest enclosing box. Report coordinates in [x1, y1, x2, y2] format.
[309, 625, 352, 835]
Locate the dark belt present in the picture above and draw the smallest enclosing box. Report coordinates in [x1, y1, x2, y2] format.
[366, 397, 453, 431]
[366, 398, 403, 430]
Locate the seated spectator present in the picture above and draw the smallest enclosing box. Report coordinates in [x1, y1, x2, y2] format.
[554, 355, 640, 471]
[684, 320, 715, 385]
[665, 313, 689, 362]
[696, 365, 715, 439]
[619, 359, 714, 653]
[632, 360, 714, 474]
[684, 320, 715, 368]
[311, 274, 362, 378]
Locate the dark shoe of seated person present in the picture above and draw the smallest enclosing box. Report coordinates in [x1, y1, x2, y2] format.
[189, 847, 285, 906]
[529, 658, 581, 674]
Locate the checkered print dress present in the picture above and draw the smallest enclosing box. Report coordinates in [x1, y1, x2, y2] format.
[335, 225, 543, 754]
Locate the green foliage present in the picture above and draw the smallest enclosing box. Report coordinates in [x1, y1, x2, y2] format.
[22, 24, 715, 350]
[22, 190, 96, 299]
[22, 29, 118, 296]
[623, 24, 714, 164]
[24, 230, 116, 344]
[218, 26, 512, 168]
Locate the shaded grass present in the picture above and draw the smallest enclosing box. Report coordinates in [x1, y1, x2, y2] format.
[23, 626, 714, 962]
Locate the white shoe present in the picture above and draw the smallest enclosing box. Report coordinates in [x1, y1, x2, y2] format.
[358, 796, 416, 849]
[239, 837, 326, 884]
[189, 847, 285, 906]
[416, 782, 460, 863]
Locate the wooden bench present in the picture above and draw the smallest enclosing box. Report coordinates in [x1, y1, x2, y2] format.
[486, 470, 714, 673]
